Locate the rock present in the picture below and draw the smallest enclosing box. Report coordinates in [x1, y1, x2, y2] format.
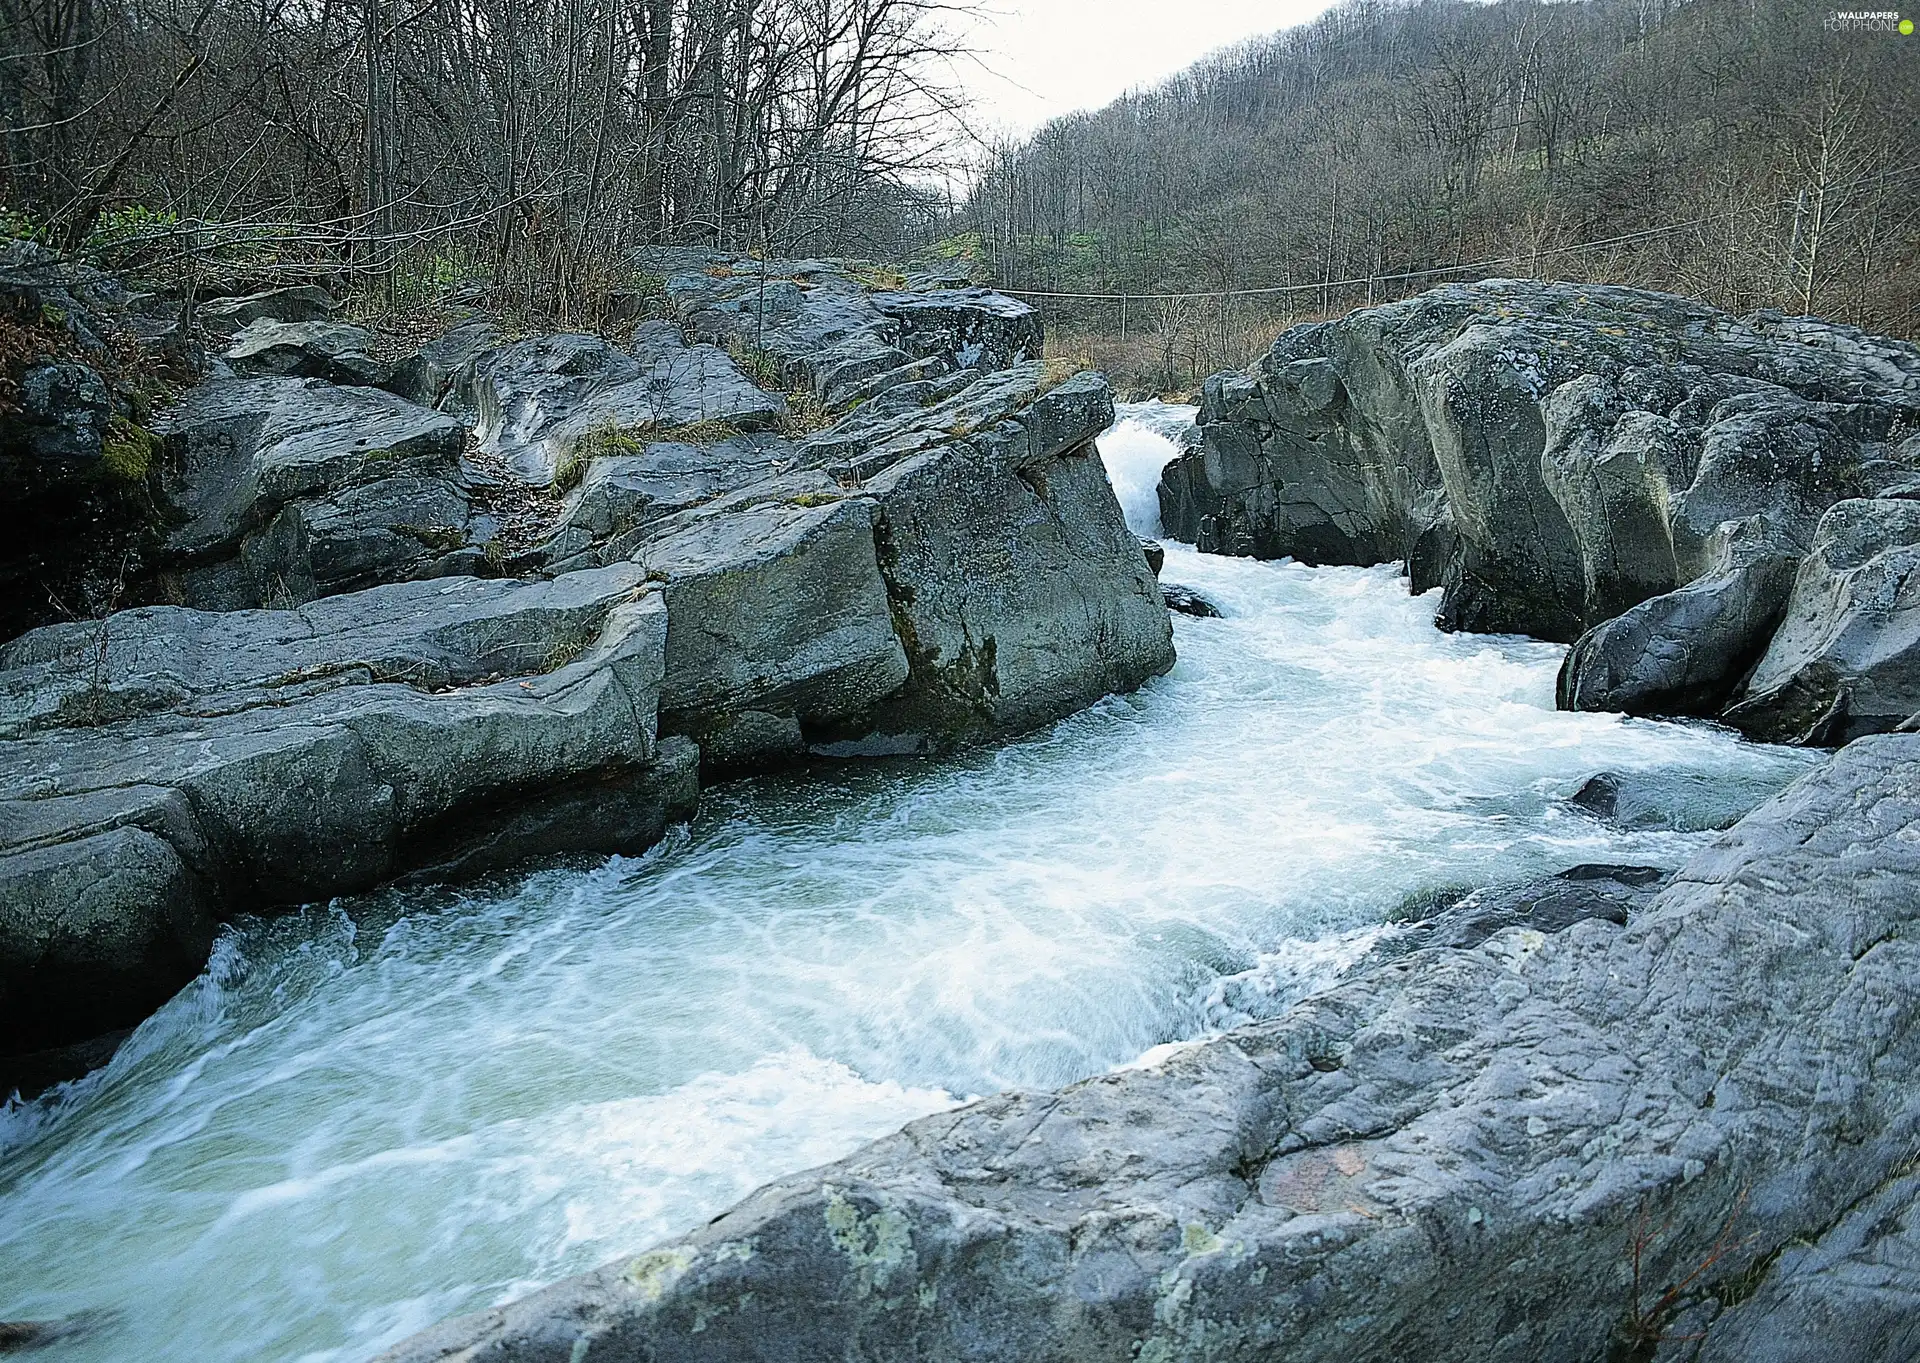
[1365, 862, 1665, 968]
[223, 318, 390, 386]
[639, 497, 911, 769]
[1161, 583, 1223, 617]
[515, 361, 1174, 766]
[1556, 515, 1800, 719]
[1165, 280, 1919, 647]
[461, 322, 786, 484]
[12, 362, 112, 466]
[650, 251, 1038, 412]
[827, 368, 1173, 744]
[156, 376, 471, 609]
[380, 732, 1920, 1363]
[0, 1312, 110, 1353]
[386, 319, 500, 410]
[1139, 537, 1165, 576]
[1687, 1167, 1920, 1362]
[868, 287, 1040, 372]
[1721, 498, 1920, 744]
[553, 434, 790, 552]
[197, 284, 335, 332]
[0, 567, 697, 1065]
[0, 241, 177, 643]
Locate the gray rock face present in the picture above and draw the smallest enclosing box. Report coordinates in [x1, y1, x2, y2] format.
[641, 498, 911, 768]
[498, 359, 1173, 768]
[380, 733, 1920, 1363]
[1722, 498, 1920, 744]
[12, 361, 112, 466]
[0, 568, 696, 1061]
[223, 318, 390, 386]
[197, 285, 336, 332]
[460, 322, 787, 484]
[1556, 515, 1799, 719]
[156, 377, 473, 609]
[384, 318, 501, 411]
[848, 370, 1171, 743]
[1164, 281, 1920, 652]
[652, 252, 1038, 409]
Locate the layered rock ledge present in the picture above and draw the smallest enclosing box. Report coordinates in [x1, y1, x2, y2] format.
[380, 731, 1920, 1363]
[0, 264, 1174, 1081]
[1160, 280, 1920, 742]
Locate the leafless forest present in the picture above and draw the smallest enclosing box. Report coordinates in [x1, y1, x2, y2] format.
[1, 0, 970, 320]
[3, 0, 1915, 373]
[961, 0, 1920, 389]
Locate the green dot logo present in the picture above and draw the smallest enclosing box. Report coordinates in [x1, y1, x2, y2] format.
[1904, 16, 1916, 31]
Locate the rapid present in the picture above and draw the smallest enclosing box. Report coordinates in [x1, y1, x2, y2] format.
[0, 405, 1820, 1363]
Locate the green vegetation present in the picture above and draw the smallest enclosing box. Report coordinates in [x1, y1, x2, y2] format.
[100, 418, 157, 481]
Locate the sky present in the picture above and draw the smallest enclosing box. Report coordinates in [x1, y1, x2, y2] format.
[951, 0, 1343, 137]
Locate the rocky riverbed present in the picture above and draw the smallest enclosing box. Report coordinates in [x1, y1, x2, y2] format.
[0, 249, 1169, 1086]
[4, 265, 1919, 1362]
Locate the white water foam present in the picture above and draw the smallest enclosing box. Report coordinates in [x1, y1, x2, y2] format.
[0, 408, 1821, 1363]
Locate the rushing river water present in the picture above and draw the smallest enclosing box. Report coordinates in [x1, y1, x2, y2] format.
[0, 406, 1820, 1362]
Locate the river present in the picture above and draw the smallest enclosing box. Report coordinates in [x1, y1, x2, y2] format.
[0, 406, 1819, 1362]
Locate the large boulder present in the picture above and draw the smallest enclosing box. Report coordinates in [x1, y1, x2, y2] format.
[844, 368, 1172, 743]
[156, 376, 474, 609]
[594, 364, 1174, 767]
[639, 497, 912, 768]
[0, 567, 696, 1067]
[1721, 497, 1920, 744]
[380, 732, 1920, 1363]
[1163, 282, 1920, 649]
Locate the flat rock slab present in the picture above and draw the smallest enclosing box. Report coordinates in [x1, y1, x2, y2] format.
[380, 733, 1920, 1363]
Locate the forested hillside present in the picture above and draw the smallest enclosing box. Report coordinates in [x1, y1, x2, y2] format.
[960, 0, 1920, 388]
[0, 0, 963, 319]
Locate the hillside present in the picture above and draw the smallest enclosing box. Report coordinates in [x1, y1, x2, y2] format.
[956, 0, 1920, 390]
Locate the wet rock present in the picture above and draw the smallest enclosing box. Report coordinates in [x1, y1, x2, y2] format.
[1162, 583, 1222, 617]
[1364, 862, 1665, 967]
[380, 733, 1920, 1363]
[0, 567, 696, 1062]
[1140, 537, 1165, 576]
[1722, 498, 1920, 745]
[0, 1312, 110, 1354]
[223, 318, 390, 386]
[1557, 514, 1800, 718]
[156, 376, 471, 609]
